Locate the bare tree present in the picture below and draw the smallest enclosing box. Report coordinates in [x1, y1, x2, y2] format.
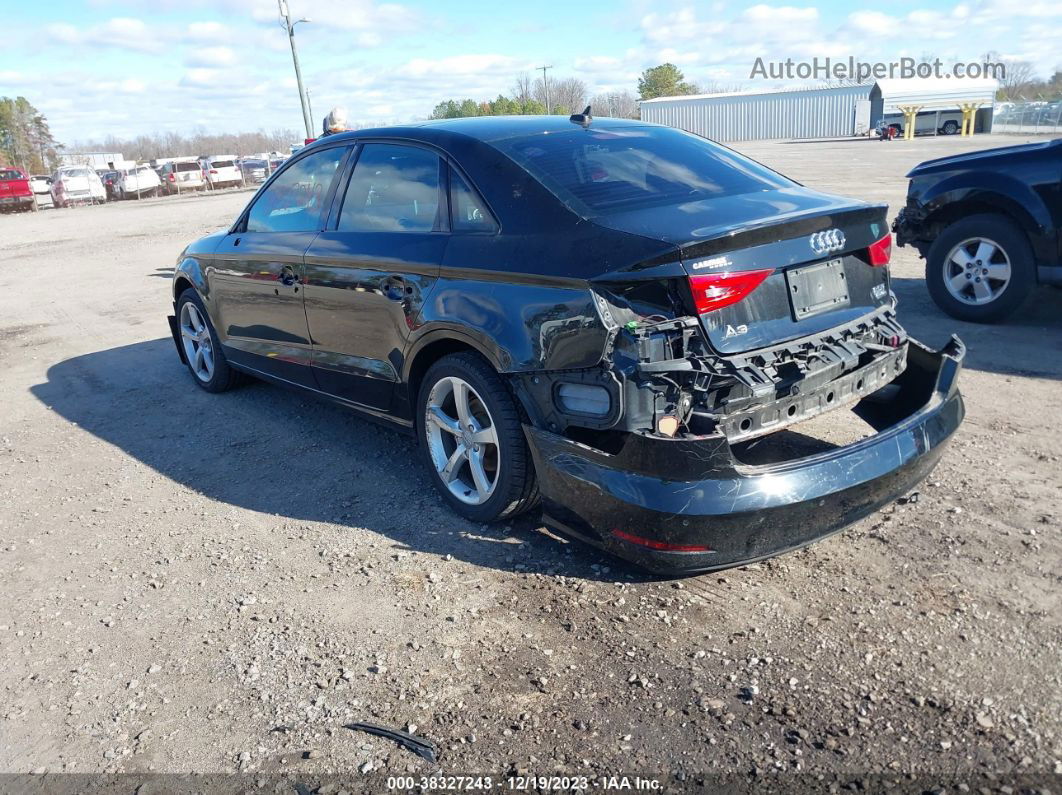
[552, 77, 588, 113]
[532, 75, 556, 110]
[982, 51, 1037, 100]
[512, 73, 534, 105]
[590, 90, 640, 119]
[70, 128, 301, 161]
[688, 79, 747, 95]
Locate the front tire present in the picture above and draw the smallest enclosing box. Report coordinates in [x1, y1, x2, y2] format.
[941, 120, 960, 135]
[925, 213, 1034, 322]
[416, 352, 538, 523]
[175, 289, 245, 392]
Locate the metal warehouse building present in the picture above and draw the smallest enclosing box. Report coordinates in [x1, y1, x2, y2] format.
[639, 78, 998, 142]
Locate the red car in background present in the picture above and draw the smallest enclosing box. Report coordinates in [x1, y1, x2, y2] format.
[0, 167, 38, 213]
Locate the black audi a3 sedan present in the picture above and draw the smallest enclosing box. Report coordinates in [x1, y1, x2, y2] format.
[168, 115, 964, 574]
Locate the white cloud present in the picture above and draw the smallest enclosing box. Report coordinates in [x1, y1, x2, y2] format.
[396, 54, 528, 79]
[573, 56, 624, 73]
[185, 46, 239, 67]
[845, 11, 901, 37]
[45, 17, 161, 53]
[185, 21, 230, 43]
[247, 0, 419, 34]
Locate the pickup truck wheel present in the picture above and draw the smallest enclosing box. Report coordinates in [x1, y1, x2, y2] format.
[926, 214, 1034, 322]
[417, 353, 538, 523]
[176, 289, 245, 393]
[941, 120, 959, 135]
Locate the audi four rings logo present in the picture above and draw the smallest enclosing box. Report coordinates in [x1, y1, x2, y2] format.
[809, 229, 846, 255]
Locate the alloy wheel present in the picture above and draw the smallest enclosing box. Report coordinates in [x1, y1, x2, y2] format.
[943, 237, 1012, 306]
[424, 376, 500, 505]
[179, 301, 215, 383]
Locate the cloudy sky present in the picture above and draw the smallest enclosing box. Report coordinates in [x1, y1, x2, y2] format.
[2, 0, 1058, 144]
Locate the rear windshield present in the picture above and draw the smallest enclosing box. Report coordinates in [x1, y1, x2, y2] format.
[176, 162, 200, 172]
[210, 160, 234, 168]
[63, 168, 92, 178]
[0, 169, 23, 181]
[492, 126, 792, 215]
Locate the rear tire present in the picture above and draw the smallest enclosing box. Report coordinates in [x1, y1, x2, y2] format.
[925, 213, 1035, 322]
[416, 352, 538, 523]
[175, 289, 246, 392]
[941, 120, 959, 135]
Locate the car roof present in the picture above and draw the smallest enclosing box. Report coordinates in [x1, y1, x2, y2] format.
[322, 115, 658, 146]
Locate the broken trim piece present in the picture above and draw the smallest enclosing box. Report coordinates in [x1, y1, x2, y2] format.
[344, 722, 438, 763]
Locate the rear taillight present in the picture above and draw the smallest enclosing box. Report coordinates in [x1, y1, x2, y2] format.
[168, 173, 175, 182]
[689, 269, 773, 314]
[209, 169, 218, 174]
[868, 232, 892, 267]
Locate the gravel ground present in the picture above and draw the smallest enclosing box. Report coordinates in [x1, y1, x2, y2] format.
[0, 134, 1059, 793]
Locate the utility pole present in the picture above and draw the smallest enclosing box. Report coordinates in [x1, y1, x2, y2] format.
[537, 65, 553, 114]
[278, 0, 313, 139]
[306, 89, 315, 129]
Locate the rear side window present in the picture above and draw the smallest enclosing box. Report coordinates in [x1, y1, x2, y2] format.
[493, 126, 791, 215]
[449, 166, 497, 233]
[338, 144, 441, 233]
[245, 146, 345, 233]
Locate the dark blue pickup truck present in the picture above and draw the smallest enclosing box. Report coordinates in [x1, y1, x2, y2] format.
[894, 138, 1062, 322]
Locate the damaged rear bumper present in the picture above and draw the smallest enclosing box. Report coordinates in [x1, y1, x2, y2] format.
[526, 336, 965, 575]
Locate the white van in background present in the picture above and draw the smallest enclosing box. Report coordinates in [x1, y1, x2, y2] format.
[199, 156, 243, 190]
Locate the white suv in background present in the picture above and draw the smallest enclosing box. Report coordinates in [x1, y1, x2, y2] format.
[116, 164, 162, 199]
[51, 166, 106, 207]
[200, 156, 243, 190]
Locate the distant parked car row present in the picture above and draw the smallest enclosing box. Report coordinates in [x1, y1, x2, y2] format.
[993, 101, 1062, 128]
[2, 153, 290, 214]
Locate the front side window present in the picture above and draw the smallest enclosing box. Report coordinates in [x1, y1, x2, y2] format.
[245, 146, 345, 233]
[493, 125, 792, 216]
[338, 144, 441, 233]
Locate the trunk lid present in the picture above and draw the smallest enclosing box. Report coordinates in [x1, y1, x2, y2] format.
[593, 188, 894, 354]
